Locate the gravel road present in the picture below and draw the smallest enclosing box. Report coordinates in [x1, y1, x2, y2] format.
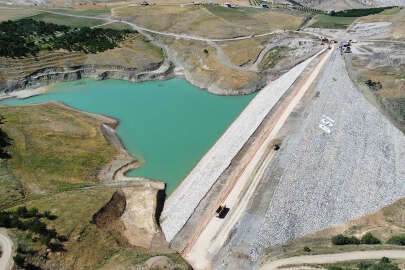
[0, 231, 13, 270]
[212, 51, 405, 269]
[261, 250, 405, 270]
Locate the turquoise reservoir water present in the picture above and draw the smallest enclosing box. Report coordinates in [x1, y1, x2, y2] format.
[1, 79, 254, 194]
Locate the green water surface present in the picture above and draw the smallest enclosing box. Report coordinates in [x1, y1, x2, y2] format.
[1, 78, 254, 194]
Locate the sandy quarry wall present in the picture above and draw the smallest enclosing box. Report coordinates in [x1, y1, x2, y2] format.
[160, 49, 325, 243]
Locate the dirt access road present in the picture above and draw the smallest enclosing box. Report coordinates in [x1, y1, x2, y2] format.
[183, 46, 335, 270]
[260, 250, 405, 270]
[0, 231, 13, 270]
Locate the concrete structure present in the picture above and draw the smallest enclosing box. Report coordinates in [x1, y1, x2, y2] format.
[212, 51, 405, 269]
[161, 50, 325, 243]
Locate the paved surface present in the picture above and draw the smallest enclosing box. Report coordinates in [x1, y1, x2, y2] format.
[211, 51, 405, 269]
[261, 250, 405, 270]
[161, 50, 325, 243]
[0, 231, 13, 270]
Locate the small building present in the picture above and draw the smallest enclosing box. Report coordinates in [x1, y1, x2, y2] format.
[261, 3, 269, 8]
[223, 2, 232, 8]
[140, 1, 149, 6]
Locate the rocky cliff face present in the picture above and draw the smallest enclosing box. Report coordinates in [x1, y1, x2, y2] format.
[1, 62, 174, 94]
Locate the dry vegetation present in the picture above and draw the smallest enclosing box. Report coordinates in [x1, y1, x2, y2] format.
[116, 4, 304, 38]
[7, 187, 189, 269]
[0, 8, 41, 22]
[164, 37, 263, 94]
[0, 103, 117, 195]
[355, 7, 405, 39]
[217, 35, 271, 66]
[349, 50, 405, 133]
[261, 197, 405, 264]
[0, 33, 163, 87]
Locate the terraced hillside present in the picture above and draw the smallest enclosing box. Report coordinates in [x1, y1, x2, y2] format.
[0, 33, 164, 92]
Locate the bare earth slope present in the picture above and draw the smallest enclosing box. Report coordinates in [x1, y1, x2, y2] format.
[211, 51, 405, 269]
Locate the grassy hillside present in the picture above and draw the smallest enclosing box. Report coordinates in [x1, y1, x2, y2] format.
[0, 103, 118, 196]
[116, 4, 304, 38]
[308, 14, 356, 29]
[0, 103, 190, 269]
[28, 12, 104, 27]
[262, 197, 405, 262]
[6, 187, 189, 269]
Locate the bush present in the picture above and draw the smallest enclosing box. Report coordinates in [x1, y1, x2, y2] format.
[360, 232, 381, 245]
[327, 267, 342, 270]
[365, 80, 382, 91]
[369, 257, 400, 270]
[303, 246, 311, 252]
[13, 254, 25, 267]
[387, 235, 405, 246]
[330, 7, 396, 17]
[358, 261, 373, 269]
[331, 234, 360, 245]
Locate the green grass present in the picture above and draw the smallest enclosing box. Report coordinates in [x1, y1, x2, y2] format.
[44, 8, 111, 17]
[204, 4, 263, 20]
[309, 14, 356, 29]
[0, 160, 24, 210]
[99, 22, 133, 31]
[28, 12, 105, 27]
[0, 104, 117, 194]
[259, 46, 290, 70]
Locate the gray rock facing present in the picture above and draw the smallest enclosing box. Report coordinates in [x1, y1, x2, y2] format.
[213, 51, 405, 269]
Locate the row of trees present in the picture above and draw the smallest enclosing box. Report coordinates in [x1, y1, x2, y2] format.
[330, 6, 397, 17]
[0, 19, 135, 58]
[328, 257, 400, 270]
[331, 233, 381, 245]
[0, 116, 11, 159]
[0, 206, 66, 269]
[332, 232, 405, 246]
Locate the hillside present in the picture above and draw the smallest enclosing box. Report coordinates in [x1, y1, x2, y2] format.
[288, 0, 405, 10]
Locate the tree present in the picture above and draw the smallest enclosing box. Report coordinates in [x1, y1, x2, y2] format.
[360, 232, 381, 245]
[13, 254, 25, 267]
[331, 234, 360, 245]
[16, 206, 28, 218]
[387, 235, 405, 246]
[0, 116, 11, 159]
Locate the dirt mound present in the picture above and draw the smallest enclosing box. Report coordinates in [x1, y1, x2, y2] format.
[92, 190, 126, 231]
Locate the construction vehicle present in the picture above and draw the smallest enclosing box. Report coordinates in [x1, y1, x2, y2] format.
[215, 204, 229, 219]
[273, 144, 280, 151]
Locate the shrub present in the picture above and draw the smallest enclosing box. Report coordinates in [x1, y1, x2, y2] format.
[327, 267, 342, 270]
[369, 257, 400, 270]
[360, 232, 381, 245]
[358, 261, 373, 269]
[365, 80, 382, 91]
[387, 235, 405, 246]
[303, 246, 311, 252]
[331, 234, 360, 245]
[13, 254, 25, 267]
